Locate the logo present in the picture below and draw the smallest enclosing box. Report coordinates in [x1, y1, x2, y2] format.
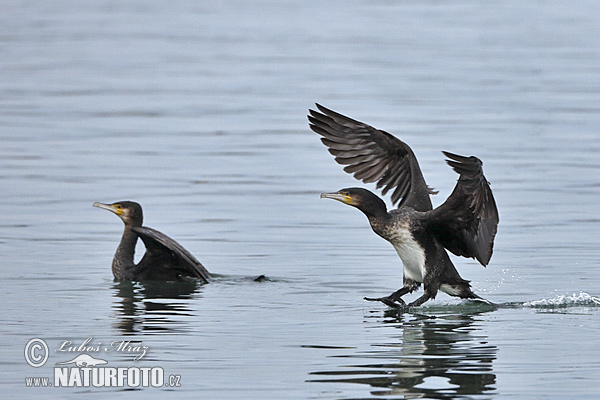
[24, 338, 181, 389]
[55, 354, 108, 367]
[24, 338, 49, 368]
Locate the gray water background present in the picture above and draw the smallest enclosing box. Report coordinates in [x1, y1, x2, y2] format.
[1, 0, 599, 398]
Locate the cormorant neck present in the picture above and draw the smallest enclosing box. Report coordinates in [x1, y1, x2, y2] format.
[362, 205, 392, 240]
[112, 227, 138, 280]
[350, 194, 391, 235]
[366, 209, 392, 229]
[356, 196, 389, 221]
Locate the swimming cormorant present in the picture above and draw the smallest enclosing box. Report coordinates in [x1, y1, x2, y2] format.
[93, 201, 211, 282]
[309, 104, 499, 309]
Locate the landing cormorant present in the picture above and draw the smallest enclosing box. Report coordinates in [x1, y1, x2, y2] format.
[93, 201, 211, 282]
[309, 104, 498, 309]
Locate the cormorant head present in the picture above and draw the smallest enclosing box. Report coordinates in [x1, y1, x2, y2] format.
[320, 188, 387, 218]
[93, 201, 143, 227]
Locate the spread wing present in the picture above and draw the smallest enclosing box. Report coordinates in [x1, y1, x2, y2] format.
[308, 103, 435, 211]
[426, 152, 499, 266]
[132, 226, 211, 282]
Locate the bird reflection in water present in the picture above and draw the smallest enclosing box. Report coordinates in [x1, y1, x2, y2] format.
[308, 306, 497, 398]
[112, 280, 202, 334]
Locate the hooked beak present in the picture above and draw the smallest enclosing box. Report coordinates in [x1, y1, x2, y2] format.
[93, 202, 123, 215]
[320, 191, 353, 205]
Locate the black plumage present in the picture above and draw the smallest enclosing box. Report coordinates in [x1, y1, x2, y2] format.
[310, 104, 499, 308]
[93, 201, 211, 282]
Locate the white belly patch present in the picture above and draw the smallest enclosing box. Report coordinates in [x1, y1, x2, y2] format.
[440, 283, 462, 296]
[391, 231, 426, 283]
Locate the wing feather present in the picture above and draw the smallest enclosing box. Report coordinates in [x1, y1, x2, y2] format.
[427, 152, 499, 266]
[132, 226, 211, 282]
[308, 104, 434, 211]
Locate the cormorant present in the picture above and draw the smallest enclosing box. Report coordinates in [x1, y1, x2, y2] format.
[93, 201, 211, 282]
[309, 104, 499, 309]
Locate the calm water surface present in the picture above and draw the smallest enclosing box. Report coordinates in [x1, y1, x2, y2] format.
[1, 1, 599, 399]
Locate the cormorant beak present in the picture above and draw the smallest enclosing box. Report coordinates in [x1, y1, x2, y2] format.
[320, 191, 353, 205]
[93, 202, 124, 216]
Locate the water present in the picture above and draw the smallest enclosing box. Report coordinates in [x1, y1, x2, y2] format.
[1, 0, 600, 398]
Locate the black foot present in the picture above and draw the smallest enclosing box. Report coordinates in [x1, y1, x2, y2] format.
[364, 296, 407, 309]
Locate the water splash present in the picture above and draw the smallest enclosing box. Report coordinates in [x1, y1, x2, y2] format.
[523, 292, 600, 308]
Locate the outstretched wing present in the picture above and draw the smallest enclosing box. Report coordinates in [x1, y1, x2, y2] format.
[427, 152, 499, 266]
[308, 103, 435, 211]
[132, 226, 211, 282]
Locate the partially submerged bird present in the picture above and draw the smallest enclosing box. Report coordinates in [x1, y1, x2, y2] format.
[309, 104, 499, 309]
[93, 201, 211, 282]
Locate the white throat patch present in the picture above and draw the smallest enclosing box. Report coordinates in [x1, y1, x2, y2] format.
[390, 229, 426, 283]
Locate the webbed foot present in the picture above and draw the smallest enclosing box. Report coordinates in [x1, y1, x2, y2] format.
[364, 296, 407, 309]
